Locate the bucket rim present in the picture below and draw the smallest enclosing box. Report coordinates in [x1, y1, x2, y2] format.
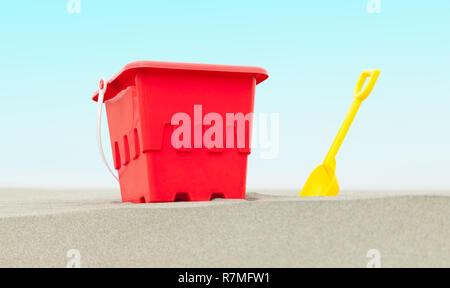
[93, 61, 269, 102]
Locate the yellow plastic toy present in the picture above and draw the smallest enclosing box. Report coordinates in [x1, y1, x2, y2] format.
[299, 69, 380, 197]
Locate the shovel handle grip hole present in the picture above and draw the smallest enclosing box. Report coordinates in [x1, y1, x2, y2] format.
[353, 69, 380, 102]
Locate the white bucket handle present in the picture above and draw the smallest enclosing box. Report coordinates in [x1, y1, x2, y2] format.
[96, 77, 119, 182]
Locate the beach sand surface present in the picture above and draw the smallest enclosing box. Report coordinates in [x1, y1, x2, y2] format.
[0, 189, 449, 268]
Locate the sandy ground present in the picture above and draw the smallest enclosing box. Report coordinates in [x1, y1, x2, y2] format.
[0, 189, 449, 268]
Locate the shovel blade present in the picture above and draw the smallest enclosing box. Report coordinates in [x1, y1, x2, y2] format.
[299, 165, 340, 197]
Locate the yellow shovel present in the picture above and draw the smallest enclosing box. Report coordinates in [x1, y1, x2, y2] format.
[299, 69, 380, 197]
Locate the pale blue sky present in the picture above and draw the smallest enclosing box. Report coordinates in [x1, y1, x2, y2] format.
[0, 1, 449, 190]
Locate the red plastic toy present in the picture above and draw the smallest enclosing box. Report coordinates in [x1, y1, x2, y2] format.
[93, 61, 268, 203]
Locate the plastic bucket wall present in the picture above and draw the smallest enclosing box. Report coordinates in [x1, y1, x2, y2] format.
[95, 61, 268, 203]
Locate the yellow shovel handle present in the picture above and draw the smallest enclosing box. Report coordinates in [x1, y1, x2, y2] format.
[323, 69, 380, 171]
[354, 69, 380, 102]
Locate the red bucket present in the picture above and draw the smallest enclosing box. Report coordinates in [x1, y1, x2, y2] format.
[93, 61, 268, 203]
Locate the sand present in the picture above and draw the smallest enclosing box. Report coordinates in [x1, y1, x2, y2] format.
[0, 189, 449, 268]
